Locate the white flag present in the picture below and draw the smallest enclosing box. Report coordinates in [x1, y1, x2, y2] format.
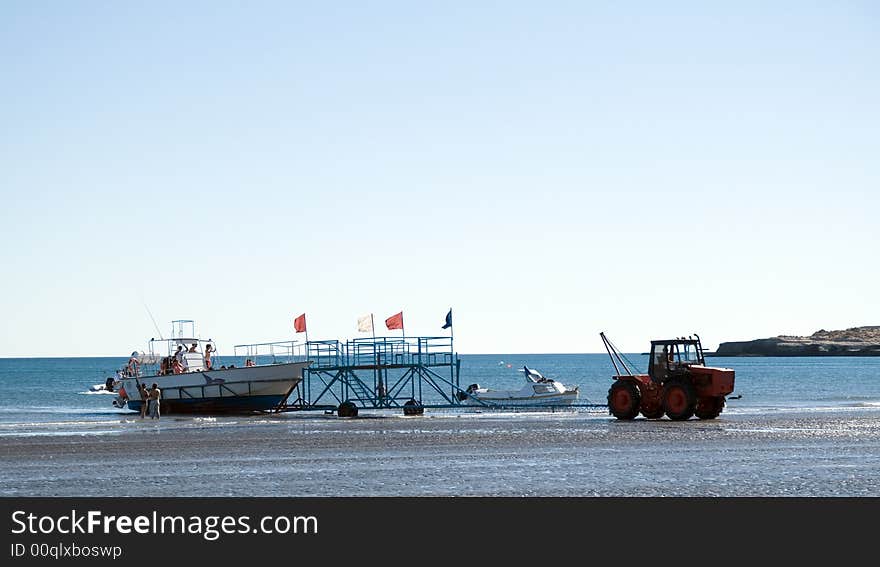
[357, 314, 373, 333]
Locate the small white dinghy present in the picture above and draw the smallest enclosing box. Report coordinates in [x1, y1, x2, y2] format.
[89, 376, 119, 394]
[458, 366, 580, 407]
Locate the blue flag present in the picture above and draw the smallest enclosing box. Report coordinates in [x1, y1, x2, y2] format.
[442, 309, 452, 329]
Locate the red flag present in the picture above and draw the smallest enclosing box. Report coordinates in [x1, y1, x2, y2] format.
[294, 313, 307, 333]
[385, 311, 403, 331]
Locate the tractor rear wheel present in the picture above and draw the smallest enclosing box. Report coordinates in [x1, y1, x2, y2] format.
[608, 381, 641, 420]
[695, 396, 725, 420]
[663, 380, 696, 421]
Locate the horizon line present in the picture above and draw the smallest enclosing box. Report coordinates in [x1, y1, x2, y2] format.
[1, 351, 637, 359]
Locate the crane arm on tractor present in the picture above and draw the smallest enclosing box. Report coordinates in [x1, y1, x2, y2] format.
[600, 332, 635, 377]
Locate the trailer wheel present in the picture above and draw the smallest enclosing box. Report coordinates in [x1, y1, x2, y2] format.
[608, 381, 640, 420]
[695, 396, 725, 420]
[663, 380, 696, 421]
[337, 401, 359, 418]
[403, 399, 424, 416]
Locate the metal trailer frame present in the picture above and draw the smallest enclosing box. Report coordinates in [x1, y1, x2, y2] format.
[233, 335, 607, 414]
[290, 336, 467, 411]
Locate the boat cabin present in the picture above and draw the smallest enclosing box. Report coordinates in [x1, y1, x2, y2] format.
[140, 320, 217, 376]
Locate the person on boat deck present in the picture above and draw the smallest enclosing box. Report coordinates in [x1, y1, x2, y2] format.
[127, 352, 140, 377]
[245, 358, 255, 367]
[204, 344, 214, 370]
[173, 345, 187, 374]
[138, 383, 149, 419]
[148, 383, 161, 419]
[188, 343, 198, 353]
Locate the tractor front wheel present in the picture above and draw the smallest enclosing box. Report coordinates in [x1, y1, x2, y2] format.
[608, 381, 641, 420]
[695, 396, 725, 420]
[663, 380, 696, 421]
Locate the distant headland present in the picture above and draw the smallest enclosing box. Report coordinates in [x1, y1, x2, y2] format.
[714, 326, 880, 357]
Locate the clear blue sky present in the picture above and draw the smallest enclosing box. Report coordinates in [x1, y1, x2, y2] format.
[1, 1, 877, 357]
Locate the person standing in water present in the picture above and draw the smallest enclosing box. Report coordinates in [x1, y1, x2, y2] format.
[149, 383, 161, 419]
[138, 383, 149, 419]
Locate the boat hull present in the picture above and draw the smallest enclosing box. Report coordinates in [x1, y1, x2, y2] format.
[127, 394, 289, 414]
[116, 362, 308, 415]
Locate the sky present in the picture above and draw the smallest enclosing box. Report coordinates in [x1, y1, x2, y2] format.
[1, 1, 878, 357]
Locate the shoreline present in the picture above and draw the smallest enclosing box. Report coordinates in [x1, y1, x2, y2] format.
[2, 409, 879, 497]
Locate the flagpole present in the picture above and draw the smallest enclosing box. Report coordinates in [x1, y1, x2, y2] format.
[371, 313, 381, 405]
[296, 313, 309, 354]
[449, 307, 454, 342]
[447, 307, 455, 402]
[371, 312, 378, 370]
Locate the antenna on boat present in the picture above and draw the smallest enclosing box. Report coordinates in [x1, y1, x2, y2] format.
[143, 302, 164, 340]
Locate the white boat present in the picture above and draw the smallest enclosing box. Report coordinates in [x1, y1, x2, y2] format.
[89, 375, 118, 393]
[457, 366, 580, 407]
[110, 320, 310, 414]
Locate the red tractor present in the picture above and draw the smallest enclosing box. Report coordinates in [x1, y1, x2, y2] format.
[601, 332, 735, 420]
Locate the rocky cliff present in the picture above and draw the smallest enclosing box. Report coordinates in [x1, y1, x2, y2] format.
[715, 326, 880, 356]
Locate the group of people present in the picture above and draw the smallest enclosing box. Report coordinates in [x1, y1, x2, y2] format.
[119, 342, 224, 419]
[156, 343, 215, 375]
[138, 382, 161, 419]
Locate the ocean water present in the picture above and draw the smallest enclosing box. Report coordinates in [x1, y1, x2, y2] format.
[2, 355, 880, 496]
[0, 354, 879, 436]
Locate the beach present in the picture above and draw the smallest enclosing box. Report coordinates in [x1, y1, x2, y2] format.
[2, 408, 879, 497]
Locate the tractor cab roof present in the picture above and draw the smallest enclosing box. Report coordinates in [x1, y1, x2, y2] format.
[650, 338, 700, 346]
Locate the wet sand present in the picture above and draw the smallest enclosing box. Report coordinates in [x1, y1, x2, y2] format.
[2, 409, 879, 496]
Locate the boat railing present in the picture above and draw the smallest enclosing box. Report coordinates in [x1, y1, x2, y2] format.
[232, 340, 309, 365]
[140, 334, 454, 373]
[306, 336, 455, 368]
[306, 340, 345, 367]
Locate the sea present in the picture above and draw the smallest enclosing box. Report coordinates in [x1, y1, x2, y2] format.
[3, 354, 880, 496]
[1, 354, 879, 436]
